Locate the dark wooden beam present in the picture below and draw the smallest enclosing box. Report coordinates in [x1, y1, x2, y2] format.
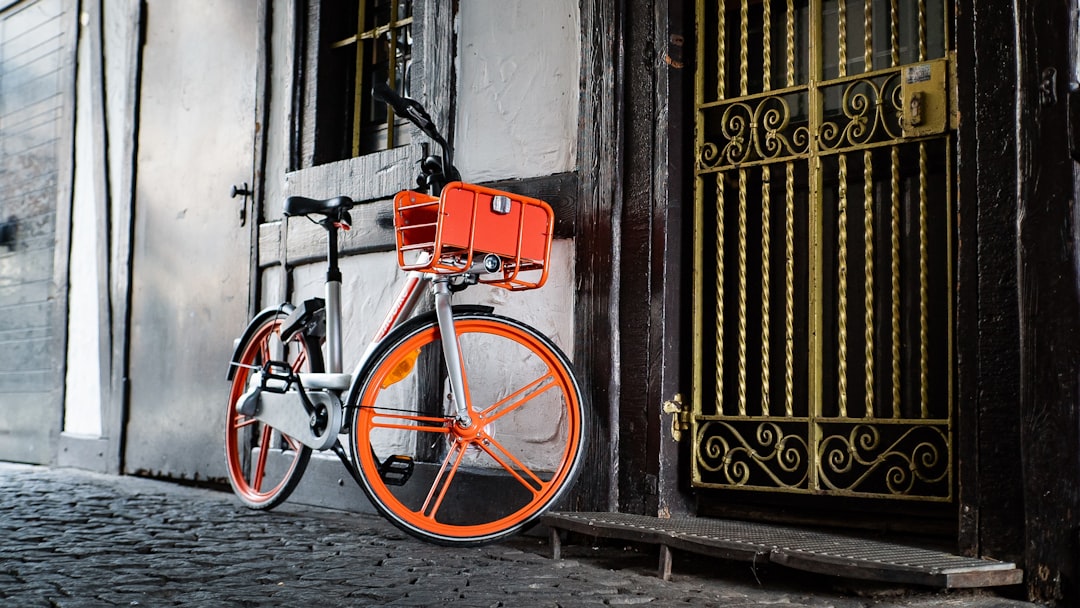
[259, 172, 579, 269]
[653, 0, 693, 519]
[1015, 0, 1080, 603]
[954, 0, 1025, 569]
[569, 0, 623, 513]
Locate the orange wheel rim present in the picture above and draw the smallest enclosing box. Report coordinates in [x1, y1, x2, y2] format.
[355, 318, 582, 539]
[225, 321, 307, 504]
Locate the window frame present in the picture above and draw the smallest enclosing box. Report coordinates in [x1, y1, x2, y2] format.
[285, 0, 455, 206]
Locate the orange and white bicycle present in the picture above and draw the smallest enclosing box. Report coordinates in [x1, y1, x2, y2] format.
[224, 83, 588, 546]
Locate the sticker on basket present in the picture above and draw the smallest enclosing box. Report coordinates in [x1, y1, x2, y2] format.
[491, 195, 512, 215]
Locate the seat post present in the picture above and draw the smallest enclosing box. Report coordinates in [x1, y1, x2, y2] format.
[324, 221, 343, 373]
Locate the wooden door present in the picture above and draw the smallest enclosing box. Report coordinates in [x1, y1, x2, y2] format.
[124, 0, 256, 479]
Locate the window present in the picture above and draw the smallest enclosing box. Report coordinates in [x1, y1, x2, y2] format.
[300, 0, 414, 168]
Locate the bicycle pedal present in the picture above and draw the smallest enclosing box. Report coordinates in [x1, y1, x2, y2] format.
[379, 455, 414, 486]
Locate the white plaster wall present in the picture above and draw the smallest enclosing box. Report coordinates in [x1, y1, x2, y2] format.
[291, 250, 410, 364]
[63, 10, 102, 436]
[457, 239, 575, 356]
[454, 0, 580, 182]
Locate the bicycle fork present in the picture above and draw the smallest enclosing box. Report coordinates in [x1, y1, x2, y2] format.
[432, 278, 474, 429]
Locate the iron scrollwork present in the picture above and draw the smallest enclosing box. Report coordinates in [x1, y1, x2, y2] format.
[696, 420, 810, 490]
[818, 72, 905, 152]
[817, 424, 950, 498]
[698, 92, 810, 170]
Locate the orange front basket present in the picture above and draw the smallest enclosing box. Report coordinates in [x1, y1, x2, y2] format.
[393, 182, 555, 291]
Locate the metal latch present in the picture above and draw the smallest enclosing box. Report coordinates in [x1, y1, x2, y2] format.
[662, 393, 689, 442]
[901, 58, 950, 137]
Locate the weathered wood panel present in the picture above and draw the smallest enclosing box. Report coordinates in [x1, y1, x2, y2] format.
[618, 0, 659, 515]
[0, 0, 74, 463]
[954, 0, 1026, 568]
[570, 0, 621, 513]
[1015, 0, 1080, 603]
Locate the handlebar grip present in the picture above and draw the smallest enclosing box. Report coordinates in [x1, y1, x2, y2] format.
[372, 81, 407, 113]
[372, 81, 433, 131]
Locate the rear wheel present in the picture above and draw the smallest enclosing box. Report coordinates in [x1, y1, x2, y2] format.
[348, 311, 588, 546]
[225, 310, 322, 509]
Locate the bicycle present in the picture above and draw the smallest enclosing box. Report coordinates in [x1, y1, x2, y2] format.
[224, 83, 589, 546]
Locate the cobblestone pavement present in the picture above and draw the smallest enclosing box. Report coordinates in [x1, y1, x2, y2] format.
[0, 463, 1039, 607]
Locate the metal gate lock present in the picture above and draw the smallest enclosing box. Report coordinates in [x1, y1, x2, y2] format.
[907, 92, 924, 127]
[901, 58, 950, 137]
[662, 393, 689, 442]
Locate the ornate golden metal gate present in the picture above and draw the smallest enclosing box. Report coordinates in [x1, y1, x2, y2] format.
[691, 0, 954, 500]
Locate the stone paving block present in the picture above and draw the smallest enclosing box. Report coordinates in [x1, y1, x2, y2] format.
[0, 464, 1042, 607]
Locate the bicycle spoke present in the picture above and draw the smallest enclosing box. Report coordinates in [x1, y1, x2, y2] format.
[282, 434, 302, 452]
[479, 372, 557, 423]
[233, 414, 258, 429]
[475, 432, 546, 495]
[258, 339, 271, 365]
[419, 440, 467, 521]
[291, 350, 307, 372]
[251, 425, 273, 492]
[371, 410, 451, 434]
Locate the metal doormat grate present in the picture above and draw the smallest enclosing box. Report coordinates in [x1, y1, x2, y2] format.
[541, 512, 1023, 589]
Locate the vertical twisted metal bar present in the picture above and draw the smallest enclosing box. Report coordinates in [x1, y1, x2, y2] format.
[863, 151, 875, 418]
[786, 0, 795, 87]
[716, 174, 726, 414]
[890, 147, 901, 417]
[837, 154, 850, 418]
[740, 0, 749, 96]
[838, 0, 848, 78]
[718, 0, 726, 99]
[918, 0, 927, 61]
[890, 0, 899, 66]
[836, 0, 851, 419]
[763, 0, 772, 91]
[785, 163, 795, 417]
[738, 169, 749, 415]
[889, 0, 902, 419]
[784, 0, 796, 417]
[919, 143, 929, 417]
[863, 0, 873, 71]
[761, 169, 773, 414]
[860, 0, 874, 419]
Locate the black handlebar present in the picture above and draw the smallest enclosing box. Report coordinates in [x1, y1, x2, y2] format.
[373, 82, 435, 134]
[373, 82, 459, 193]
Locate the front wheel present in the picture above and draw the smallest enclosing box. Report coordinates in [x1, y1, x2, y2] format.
[348, 311, 588, 546]
[225, 309, 323, 509]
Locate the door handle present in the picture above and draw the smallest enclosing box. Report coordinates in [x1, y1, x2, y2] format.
[230, 183, 251, 226]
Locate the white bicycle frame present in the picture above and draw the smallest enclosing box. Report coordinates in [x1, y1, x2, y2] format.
[297, 264, 476, 431]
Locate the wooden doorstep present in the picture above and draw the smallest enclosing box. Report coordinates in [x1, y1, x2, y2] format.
[543, 511, 1024, 588]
